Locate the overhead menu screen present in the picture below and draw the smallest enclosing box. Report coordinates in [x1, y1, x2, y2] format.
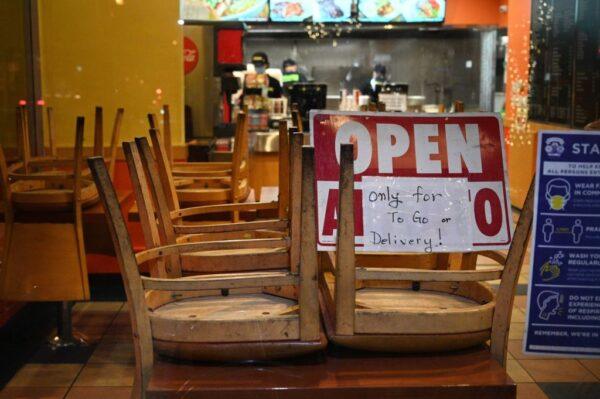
[358, 0, 445, 23]
[529, 0, 600, 127]
[269, 0, 352, 23]
[181, 0, 269, 22]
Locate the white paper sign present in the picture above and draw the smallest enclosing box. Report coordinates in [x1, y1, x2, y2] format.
[361, 177, 474, 253]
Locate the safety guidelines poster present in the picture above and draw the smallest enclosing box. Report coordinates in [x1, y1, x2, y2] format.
[525, 131, 600, 356]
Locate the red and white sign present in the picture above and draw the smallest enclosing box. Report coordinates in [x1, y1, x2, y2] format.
[311, 111, 512, 253]
[183, 36, 199, 75]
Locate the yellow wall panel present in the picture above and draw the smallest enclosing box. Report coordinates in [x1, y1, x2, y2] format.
[0, 1, 28, 147]
[38, 0, 184, 147]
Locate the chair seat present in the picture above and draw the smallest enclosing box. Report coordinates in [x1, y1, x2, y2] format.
[11, 181, 100, 211]
[172, 178, 195, 188]
[177, 187, 231, 204]
[150, 293, 327, 361]
[150, 293, 299, 341]
[320, 274, 494, 353]
[181, 247, 289, 273]
[171, 165, 231, 175]
[154, 333, 328, 362]
[356, 287, 481, 310]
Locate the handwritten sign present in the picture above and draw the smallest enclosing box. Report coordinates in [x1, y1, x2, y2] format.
[362, 177, 473, 252]
[310, 111, 512, 253]
[524, 131, 600, 357]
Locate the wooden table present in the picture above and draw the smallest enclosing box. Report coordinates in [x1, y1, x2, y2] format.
[147, 346, 515, 399]
[82, 190, 134, 255]
[0, 190, 133, 257]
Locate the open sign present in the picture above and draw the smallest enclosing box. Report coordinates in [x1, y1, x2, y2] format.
[310, 111, 512, 253]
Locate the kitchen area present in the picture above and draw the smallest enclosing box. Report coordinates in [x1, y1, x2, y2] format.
[181, 1, 508, 198]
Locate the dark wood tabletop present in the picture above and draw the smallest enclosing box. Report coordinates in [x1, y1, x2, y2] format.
[147, 345, 515, 399]
[0, 190, 133, 256]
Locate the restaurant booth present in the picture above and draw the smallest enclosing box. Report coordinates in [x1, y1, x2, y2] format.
[0, 0, 599, 398]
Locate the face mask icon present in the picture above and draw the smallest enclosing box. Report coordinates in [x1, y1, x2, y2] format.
[545, 178, 571, 211]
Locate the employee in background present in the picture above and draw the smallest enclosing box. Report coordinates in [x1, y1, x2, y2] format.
[281, 58, 307, 93]
[361, 64, 389, 102]
[245, 51, 283, 98]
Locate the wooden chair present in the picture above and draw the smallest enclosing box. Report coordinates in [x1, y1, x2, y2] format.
[8, 105, 124, 211]
[291, 103, 303, 133]
[145, 114, 295, 224]
[147, 105, 233, 179]
[0, 117, 90, 301]
[87, 152, 326, 397]
[317, 144, 533, 367]
[148, 111, 251, 206]
[125, 129, 300, 274]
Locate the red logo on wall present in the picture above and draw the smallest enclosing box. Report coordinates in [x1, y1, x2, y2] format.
[184, 36, 199, 75]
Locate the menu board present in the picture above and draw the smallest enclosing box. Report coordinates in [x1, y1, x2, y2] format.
[358, 0, 445, 23]
[573, 0, 600, 127]
[528, 0, 549, 121]
[269, 0, 352, 23]
[181, 0, 269, 22]
[529, 0, 600, 127]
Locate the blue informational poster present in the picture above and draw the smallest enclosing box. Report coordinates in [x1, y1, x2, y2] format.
[524, 131, 600, 357]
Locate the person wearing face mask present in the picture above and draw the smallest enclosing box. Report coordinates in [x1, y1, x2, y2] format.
[243, 52, 283, 100]
[361, 64, 389, 103]
[281, 58, 307, 93]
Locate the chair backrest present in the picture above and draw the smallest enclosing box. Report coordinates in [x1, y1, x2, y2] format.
[107, 108, 124, 178]
[0, 146, 13, 224]
[147, 111, 250, 212]
[16, 105, 31, 173]
[229, 111, 251, 204]
[129, 131, 304, 275]
[122, 140, 170, 279]
[94, 106, 103, 157]
[278, 121, 290, 220]
[147, 105, 173, 164]
[162, 104, 173, 164]
[87, 156, 153, 398]
[147, 127, 180, 212]
[333, 143, 534, 367]
[46, 107, 57, 158]
[91, 106, 124, 179]
[17, 104, 121, 167]
[131, 137, 183, 278]
[291, 103, 303, 133]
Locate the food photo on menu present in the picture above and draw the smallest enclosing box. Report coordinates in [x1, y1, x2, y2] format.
[358, 0, 445, 23]
[270, 0, 352, 23]
[270, 0, 311, 22]
[181, 0, 269, 21]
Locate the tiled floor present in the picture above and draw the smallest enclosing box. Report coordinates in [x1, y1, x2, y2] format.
[1, 242, 600, 398]
[0, 302, 133, 399]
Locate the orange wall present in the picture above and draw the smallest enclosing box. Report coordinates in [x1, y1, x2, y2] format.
[444, 0, 506, 27]
[505, 0, 532, 122]
[505, 0, 533, 207]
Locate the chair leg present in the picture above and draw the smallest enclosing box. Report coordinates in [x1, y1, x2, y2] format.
[300, 147, 320, 341]
[335, 144, 356, 336]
